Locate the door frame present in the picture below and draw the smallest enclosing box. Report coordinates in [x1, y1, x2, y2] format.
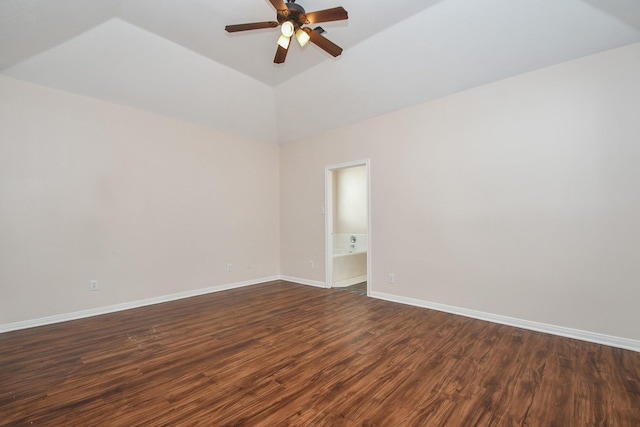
[325, 159, 371, 295]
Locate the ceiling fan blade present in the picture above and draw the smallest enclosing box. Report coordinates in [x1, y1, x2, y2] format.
[225, 21, 279, 33]
[305, 28, 343, 57]
[274, 44, 289, 64]
[302, 7, 348, 25]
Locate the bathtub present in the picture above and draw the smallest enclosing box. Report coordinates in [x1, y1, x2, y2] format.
[332, 234, 367, 287]
[333, 248, 361, 255]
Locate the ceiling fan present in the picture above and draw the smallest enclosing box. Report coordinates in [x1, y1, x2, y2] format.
[225, 0, 348, 64]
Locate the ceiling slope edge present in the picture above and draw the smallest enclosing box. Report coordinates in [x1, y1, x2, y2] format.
[274, 0, 640, 143]
[2, 18, 279, 144]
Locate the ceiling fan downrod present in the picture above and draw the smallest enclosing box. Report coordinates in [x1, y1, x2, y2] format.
[281, 0, 305, 22]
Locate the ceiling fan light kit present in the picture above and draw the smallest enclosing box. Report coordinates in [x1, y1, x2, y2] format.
[281, 21, 295, 38]
[225, 0, 348, 64]
[295, 28, 310, 47]
[277, 34, 291, 49]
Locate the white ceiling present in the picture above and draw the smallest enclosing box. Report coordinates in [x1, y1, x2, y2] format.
[2, 0, 640, 143]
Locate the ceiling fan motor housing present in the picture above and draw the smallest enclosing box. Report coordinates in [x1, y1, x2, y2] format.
[278, 2, 307, 27]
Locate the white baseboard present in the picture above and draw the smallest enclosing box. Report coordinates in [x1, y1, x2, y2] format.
[6, 278, 636, 353]
[279, 275, 326, 288]
[370, 291, 640, 353]
[0, 276, 279, 334]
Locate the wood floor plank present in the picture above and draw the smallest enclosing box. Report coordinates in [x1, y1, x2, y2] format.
[1, 280, 639, 426]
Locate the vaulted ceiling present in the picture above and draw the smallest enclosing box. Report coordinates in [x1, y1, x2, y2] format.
[2, 0, 640, 143]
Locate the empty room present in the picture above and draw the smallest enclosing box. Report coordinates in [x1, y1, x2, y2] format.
[1, 0, 640, 425]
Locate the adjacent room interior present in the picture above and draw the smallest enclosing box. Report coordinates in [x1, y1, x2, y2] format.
[1, 0, 640, 424]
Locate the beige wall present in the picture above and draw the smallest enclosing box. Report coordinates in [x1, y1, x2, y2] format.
[280, 43, 640, 341]
[0, 75, 280, 324]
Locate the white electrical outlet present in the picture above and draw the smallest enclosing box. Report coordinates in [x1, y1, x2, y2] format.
[309, 260, 314, 269]
[89, 280, 99, 291]
[388, 273, 395, 284]
[226, 263, 232, 272]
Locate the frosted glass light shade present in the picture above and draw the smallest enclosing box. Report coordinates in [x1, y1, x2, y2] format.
[277, 34, 291, 49]
[296, 29, 310, 47]
[281, 21, 295, 37]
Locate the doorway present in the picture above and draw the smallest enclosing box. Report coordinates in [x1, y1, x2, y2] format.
[325, 160, 371, 295]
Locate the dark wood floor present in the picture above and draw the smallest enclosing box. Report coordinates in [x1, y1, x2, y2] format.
[1, 281, 639, 426]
